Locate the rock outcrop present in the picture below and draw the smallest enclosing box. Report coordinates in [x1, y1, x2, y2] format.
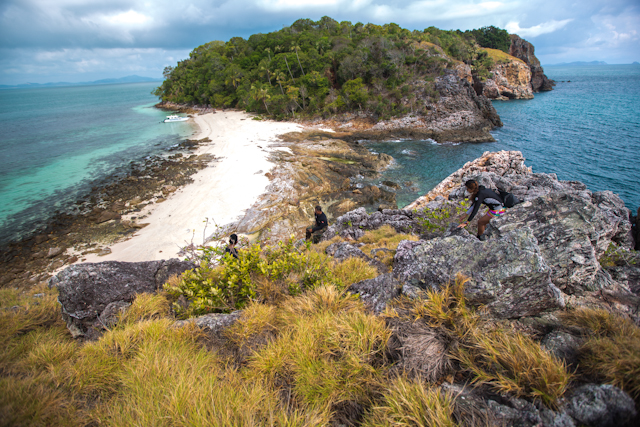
[509, 34, 555, 92]
[49, 259, 193, 338]
[482, 56, 534, 100]
[329, 151, 637, 321]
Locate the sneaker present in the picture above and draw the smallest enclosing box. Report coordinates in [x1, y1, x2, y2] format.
[478, 234, 487, 241]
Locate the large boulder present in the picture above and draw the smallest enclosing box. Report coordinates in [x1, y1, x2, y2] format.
[486, 192, 629, 295]
[393, 228, 565, 318]
[561, 384, 637, 427]
[49, 259, 193, 338]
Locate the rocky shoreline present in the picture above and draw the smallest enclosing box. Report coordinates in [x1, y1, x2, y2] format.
[0, 137, 215, 289]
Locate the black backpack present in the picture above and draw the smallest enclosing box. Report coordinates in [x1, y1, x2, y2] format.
[499, 190, 523, 208]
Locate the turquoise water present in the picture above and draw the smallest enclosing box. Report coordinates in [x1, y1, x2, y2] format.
[369, 64, 640, 212]
[0, 82, 194, 244]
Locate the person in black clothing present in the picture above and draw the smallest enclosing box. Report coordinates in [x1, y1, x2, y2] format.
[224, 233, 239, 259]
[306, 205, 328, 243]
[457, 180, 506, 239]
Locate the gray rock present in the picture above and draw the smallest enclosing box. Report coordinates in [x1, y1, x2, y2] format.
[49, 259, 193, 338]
[174, 311, 242, 332]
[486, 192, 626, 295]
[98, 301, 132, 329]
[393, 228, 565, 318]
[47, 247, 64, 258]
[348, 273, 402, 314]
[326, 242, 370, 262]
[326, 241, 389, 274]
[541, 331, 584, 366]
[487, 397, 575, 427]
[562, 384, 637, 427]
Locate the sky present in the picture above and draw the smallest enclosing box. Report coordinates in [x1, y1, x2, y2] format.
[1, 0, 639, 85]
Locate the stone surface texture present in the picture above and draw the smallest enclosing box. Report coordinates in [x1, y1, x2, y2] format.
[483, 59, 534, 100]
[509, 34, 555, 92]
[49, 258, 193, 338]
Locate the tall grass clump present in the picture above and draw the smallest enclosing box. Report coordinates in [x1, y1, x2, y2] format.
[361, 376, 458, 427]
[247, 285, 391, 417]
[386, 274, 572, 407]
[0, 285, 86, 426]
[560, 307, 640, 401]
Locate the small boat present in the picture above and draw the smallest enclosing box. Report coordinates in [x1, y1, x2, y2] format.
[163, 114, 189, 123]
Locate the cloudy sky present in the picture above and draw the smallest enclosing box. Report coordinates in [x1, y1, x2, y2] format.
[1, 0, 638, 85]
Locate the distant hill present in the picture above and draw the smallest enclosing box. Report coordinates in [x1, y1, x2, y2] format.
[547, 61, 608, 66]
[0, 75, 161, 90]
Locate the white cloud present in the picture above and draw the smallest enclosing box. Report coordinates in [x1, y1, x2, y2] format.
[505, 19, 573, 37]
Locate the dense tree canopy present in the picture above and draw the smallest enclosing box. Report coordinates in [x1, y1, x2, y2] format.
[467, 26, 511, 53]
[154, 17, 509, 120]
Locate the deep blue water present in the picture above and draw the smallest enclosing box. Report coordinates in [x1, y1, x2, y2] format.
[0, 82, 194, 244]
[368, 64, 640, 212]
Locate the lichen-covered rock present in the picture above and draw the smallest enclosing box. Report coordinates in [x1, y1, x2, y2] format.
[486, 193, 627, 295]
[541, 330, 584, 366]
[393, 228, 565, 318]
[561, 384, 637, 427]
[348, 273, 402, 314]
[326, 241, 370, 262]
[487, 397, 575, 427]
[49, 259, 193, 338]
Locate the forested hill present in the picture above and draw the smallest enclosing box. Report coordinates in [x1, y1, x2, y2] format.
[154, 17, 511, 120]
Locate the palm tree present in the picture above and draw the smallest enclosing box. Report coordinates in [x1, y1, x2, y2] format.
[251, 84, 271, 115]
[259, 59, 272, 85]
[275, 71, 286, 95]
[291, 45, 305, 76]
[283, 56, 295, 82]
[264, 47, 272, 61]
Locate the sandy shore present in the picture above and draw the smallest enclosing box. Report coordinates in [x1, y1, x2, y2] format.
[82, 111, 302, 263]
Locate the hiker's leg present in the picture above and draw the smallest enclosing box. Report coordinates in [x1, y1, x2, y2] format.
[312, 229, 324, 244]
[478, 213, 492, 236]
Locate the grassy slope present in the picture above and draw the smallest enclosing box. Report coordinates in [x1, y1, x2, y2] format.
[2, 227, 638, 426]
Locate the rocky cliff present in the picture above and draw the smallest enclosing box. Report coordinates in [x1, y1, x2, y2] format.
[509, 34, 556, 92]
[481, 50, 534, 100]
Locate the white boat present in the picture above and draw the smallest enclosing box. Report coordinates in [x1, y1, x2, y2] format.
[163, 114, 189, 123]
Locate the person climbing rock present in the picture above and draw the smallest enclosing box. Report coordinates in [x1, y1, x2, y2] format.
[457, 179, 505, 240]
[306, 205, 328, 243]
[224, 233, 239, 259]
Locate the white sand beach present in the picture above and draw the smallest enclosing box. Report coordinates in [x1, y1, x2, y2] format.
[82, 111, 302, 263]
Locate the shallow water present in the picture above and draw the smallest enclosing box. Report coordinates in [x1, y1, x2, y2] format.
[0, 82, 195, 244]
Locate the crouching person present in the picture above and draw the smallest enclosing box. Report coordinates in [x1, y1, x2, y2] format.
[306, 205, 328, 244]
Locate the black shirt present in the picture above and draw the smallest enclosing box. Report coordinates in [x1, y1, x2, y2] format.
[224, 246, 238, 259]
[467, 186, 504, 222]
[312, 211, 328, 232]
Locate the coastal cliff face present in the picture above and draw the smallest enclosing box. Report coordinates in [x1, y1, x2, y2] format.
[509, 34, 555, 92]
[482, 57, 534, 100]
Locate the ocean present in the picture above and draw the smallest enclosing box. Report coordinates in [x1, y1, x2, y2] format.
[0, 82, 195, 245]
[1, 65, 638, 246]
[368, 64, 640, 212]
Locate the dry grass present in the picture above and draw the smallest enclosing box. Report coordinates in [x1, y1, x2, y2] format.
[386, 274, 571, 407]
[358, 225, 419, 268]
[247, 285, 391, 413]
[361, 376, 458, 427]
[481, 48, 525, 64]
[457, 329, 571, 406]
[560, 307, 640, 401]
[329, 257, 378, 290]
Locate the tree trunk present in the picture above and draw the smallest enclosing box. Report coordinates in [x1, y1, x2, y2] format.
[284, 57, 295, 81]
